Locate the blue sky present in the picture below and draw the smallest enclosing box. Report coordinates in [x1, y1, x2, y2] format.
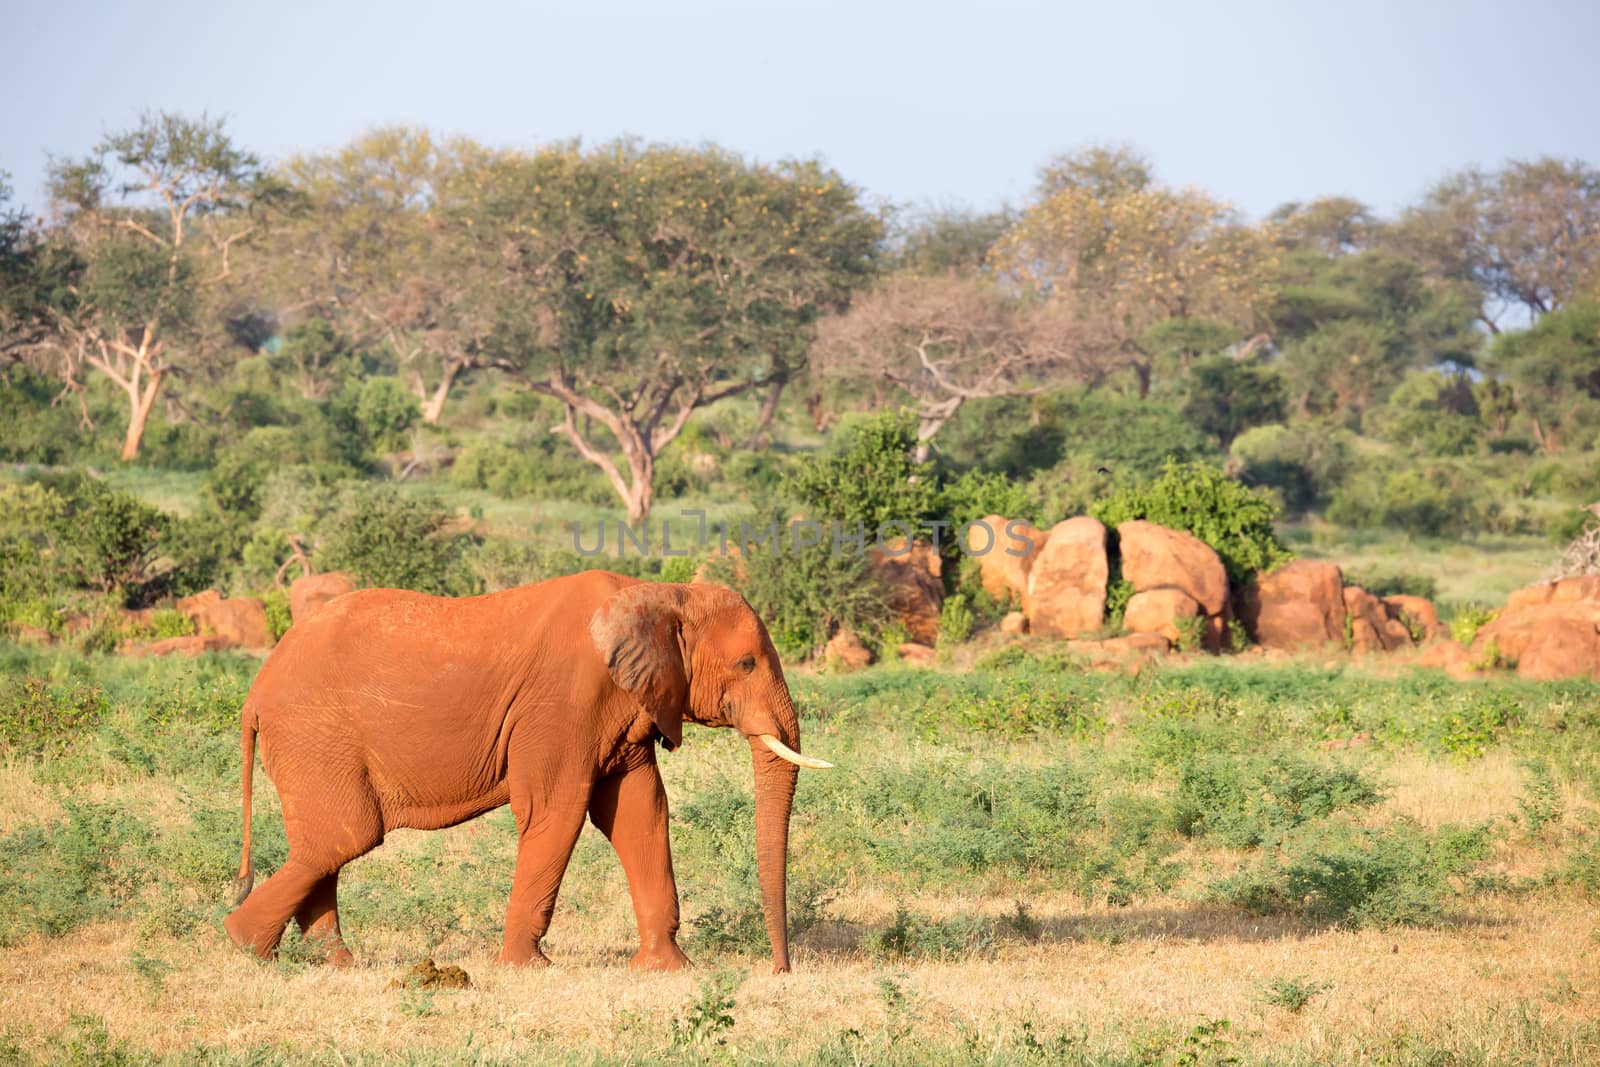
[5, 0, 1597, 222]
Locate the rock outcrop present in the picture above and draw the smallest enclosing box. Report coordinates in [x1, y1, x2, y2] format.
[1236, 561, 1346, 649]
[1382, 594, 1442, 641]
[176, 590, 273, 651]
[869, 539, 944, 646]
[1343, 586, 1413, 654]
[966, 515, 1044, 605]
[1024, 517, 1109, 639]
[1117, 521, 1229, 615]
[1123, 588, 1202, 645]
[823, 629, 874, 672]
[1471, 595, 1600, 680]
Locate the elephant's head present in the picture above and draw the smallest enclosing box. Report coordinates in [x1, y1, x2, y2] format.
[589, 580, 830, 973]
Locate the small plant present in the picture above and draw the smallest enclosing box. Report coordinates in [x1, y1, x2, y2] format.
[1450, 604, 1498, 646]
[1225, 616, 1250, 652]
[1433, 692, 1520, 759]
[261, 588, 293, 641]
[1470, 637, 1513, 673]
[876, 621, 911, 664]
[1174, 1016, 1240, 1067]
[938, 592, 975, 647]
[1003, 899, 1041, 940]
[1517, 759, 1565, 836]
[670, 970, 740, 1048]
[125, 950, 174, 999]
[1262, 975, 1328, 1013]
[1174, 613, 1207, 653]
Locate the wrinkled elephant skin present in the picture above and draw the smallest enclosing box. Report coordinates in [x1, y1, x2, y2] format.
[222, 571, 816, 973]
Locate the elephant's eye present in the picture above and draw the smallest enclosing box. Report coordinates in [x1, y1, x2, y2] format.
[736, 654, 757, 674]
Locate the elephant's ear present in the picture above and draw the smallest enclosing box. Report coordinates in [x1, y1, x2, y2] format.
[589, 582, 689, 749]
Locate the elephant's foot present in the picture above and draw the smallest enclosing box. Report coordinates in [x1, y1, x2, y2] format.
[222, 910, 280, 961]
[316, 942, 355, 967]
[496, 943, 552, 967]
[630, 943, 692, 972]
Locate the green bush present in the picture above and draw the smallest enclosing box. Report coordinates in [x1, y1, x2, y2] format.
[863, 906, 993, 960]
[786, 411, 938, 535]
[937, 592, 974, 648]
[1327, 465, 1485, 537]
[0, 801, 152, 946]
[702, 514, 892, 659]
[449, 437, 615, 505]
[936, 468, 1040, 531]
[1214, 820, 1491, 928]
[941, 391, 1214, 482]
[0, 676, 110, 756]
[353, 377, 419, 454]
[1183, 355, 1288, 448]
[1174, 752, 1382, 848]
[1229, 423, 1355, 515]
[0, 367, 117, 464]
[317, 485, 479, 596]
[1449, 604, 1498, 646]
[1091, 459, 1291, 585]
[24, 473, 169, 601]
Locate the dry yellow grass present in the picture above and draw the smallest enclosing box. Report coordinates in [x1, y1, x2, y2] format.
[2, 891, 1596, 1063]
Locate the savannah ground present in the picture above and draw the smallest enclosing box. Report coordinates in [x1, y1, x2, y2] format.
[2, 637, 1598, 1065]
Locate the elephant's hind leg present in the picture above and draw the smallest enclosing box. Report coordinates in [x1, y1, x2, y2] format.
[225, 784, 382, 963]
[223, 859, 327, 960]
[293, 872, 353, 966]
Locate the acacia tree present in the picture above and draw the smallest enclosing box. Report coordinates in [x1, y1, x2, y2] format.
[270, 128, 494, 423]
[1396, 157, 1600, 331]
[990, 147, 1275, 398]
[45, 112, 263, 459]
[812, 272, 1101, 454]
[1, 174, 77, 367]
[463, 141, 881, 522]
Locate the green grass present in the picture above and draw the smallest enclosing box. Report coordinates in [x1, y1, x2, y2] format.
[3, 645, 1600, 1063]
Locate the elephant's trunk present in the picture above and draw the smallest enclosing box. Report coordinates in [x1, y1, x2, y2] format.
[749, 733, 798, 974]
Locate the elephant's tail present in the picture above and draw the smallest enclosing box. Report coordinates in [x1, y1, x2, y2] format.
[232, 710, 258, 906]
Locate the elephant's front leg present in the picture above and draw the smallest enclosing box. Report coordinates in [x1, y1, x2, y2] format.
[498, 785, 592, 967]
[589, 758, 690, 971]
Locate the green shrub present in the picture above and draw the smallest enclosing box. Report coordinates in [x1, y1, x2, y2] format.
[936, 468, 1040, 531]
[0, 801, 152, 945]
[1327, 466, 1484, 537]
[28, 473, 169, 599]
[702, 514, 892, 659]
[1183, 355, 1288, 448]
[1212, 820, 1490, 928]
[261, 588, 293, 640]
[785, 411, 938, 535]
[1429, 691, 1520, 760]
[1174, 752, 1381, 848]
[1229, 423, 1356, 515]
[353, 377, 419, 453]
[450, 437, 614, 505]
[1091, 459, 1290, 585]
[1450, 604, 1498, 646]
[317, 485, 479, 596]
[863, 906, 993, 960]
[1262, 975, 1328, 1013]
[954, 679, 1103, 739]
[0, 676, 110, 755]
[937, 592, 974, 648]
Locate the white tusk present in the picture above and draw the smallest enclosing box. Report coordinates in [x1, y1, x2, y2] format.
[758, 733, 834, 770]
